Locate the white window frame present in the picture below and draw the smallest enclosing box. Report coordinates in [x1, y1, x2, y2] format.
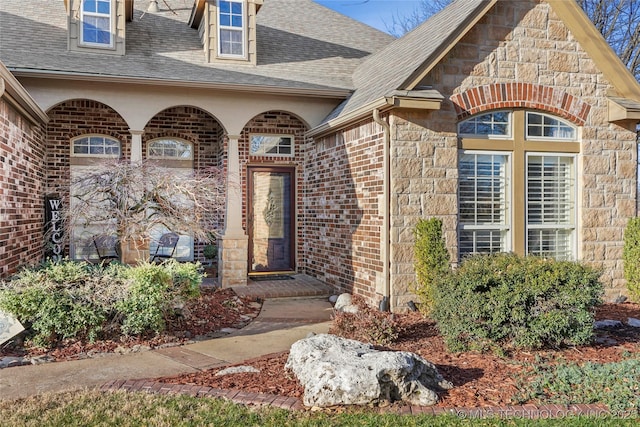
[458, 151, 512, 257]
[217, 0, 246, 58]
[80, 0, 114, 48]
[250, 134, 294, 157]
[71, 135, 121, 158]
[525, 112, 577, 141]
[525, 153, 577, 260]
[147, 138, 193, 160]
[458, 111, 512, 139]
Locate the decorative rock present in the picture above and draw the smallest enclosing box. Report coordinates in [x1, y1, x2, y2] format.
[0, 356, 29, 369]
[627, 317, 640, 328]
[215, 365, 260, 376]
[334, 293, 352, 311]
[594, 320, 623, 328]
[285, 334, 453, 407]
[30, 355, 55, 365]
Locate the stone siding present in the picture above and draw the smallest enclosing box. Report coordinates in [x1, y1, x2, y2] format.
[303, 119, 385, 304]
[0, 99, 46, 276]
[390, 0, 637, 307]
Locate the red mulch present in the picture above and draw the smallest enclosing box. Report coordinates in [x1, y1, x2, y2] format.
[161, 302, 640, 409]
[2, 290, 639, 409]
[0, 288, 261, 361]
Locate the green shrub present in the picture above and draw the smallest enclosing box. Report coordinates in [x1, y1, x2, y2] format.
[0, 260, 125, 346]
[431, 253, 603, 352]
[413, 218, 450, 314]
[0, 259, 204, 345]
[515, 358, 640, 415]
[623, 217, 640, 302]
[117, 263, 172, 335]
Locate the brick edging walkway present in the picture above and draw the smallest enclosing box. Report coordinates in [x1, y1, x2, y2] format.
[99, 379, 624, 419]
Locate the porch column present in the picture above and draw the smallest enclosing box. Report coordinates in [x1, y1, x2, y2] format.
[219, 134, 248, 287]
[129, 129, 144, 163]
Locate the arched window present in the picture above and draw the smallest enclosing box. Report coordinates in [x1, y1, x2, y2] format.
[147, 138, 193, 159]
[71, 135, 120, 157]
[458, 110, 579, 260]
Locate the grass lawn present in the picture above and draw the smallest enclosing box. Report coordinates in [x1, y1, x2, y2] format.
[0, 391, 637, 426]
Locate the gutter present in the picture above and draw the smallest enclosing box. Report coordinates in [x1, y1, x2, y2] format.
[9, 68, 353, 99]
[0, 64, 49, 125]
[373, 108, 391, 312]
[308, 90, 443, 138]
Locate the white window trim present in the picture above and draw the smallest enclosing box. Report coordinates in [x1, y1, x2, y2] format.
[79, 0, 115, 49]
[458, 150, 512, 255]
[250, 134, 295, 157]
[147, 138, 194, 160]
[525, 152, 577, 259]
[71, 135, 121, 158]
[217, 0, 246, 59]
[457, 111, 512, 140]
[525, 112, 577, 142]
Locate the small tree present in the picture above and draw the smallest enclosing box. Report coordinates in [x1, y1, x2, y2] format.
[413, 217, 450, 314]
[65, 160, 226, 259]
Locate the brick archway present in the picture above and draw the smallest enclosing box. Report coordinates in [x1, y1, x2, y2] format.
[450, 83, 591, 125]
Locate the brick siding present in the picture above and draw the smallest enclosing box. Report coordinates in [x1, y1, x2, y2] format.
[303, 119, 385, 304]
[0, 99, 46, 276]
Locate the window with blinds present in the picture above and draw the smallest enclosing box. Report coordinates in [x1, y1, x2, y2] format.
[459, 153, 510, 257]
[526, 155, 575, 259]
[458, 109, 578, 261]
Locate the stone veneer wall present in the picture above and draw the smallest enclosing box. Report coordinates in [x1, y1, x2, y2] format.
[303, 119, 385, 304]
[390, 0, 638, 307]
[0, 98, 46, 276]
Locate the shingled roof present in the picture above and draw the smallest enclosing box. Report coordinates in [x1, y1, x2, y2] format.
[0, 0, 393, 94]
[323, 0, 494, 122]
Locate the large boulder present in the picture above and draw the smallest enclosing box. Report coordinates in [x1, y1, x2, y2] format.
[285, 334, 453, 407]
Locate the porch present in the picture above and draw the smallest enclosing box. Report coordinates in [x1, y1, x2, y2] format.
[202, 274, 333, 299]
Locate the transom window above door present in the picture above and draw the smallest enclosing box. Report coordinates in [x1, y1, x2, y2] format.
[250, 135, 294, 156]
[458, 110, 579, 261]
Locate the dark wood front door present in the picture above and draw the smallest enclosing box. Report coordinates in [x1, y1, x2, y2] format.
[247, 167, 295, 273]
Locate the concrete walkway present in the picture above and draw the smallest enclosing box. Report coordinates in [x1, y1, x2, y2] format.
[0, 296, 334, 402]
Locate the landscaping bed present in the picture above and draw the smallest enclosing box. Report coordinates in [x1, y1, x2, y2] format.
[160, 301, 640, 410]
[2, 287, 639, 411]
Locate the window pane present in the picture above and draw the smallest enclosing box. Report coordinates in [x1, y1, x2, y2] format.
[220, 14, 230, 26]
[526, 112, 576, 140]
[219, 1, 230, 13]
[83, 0, 97, 13]
[231, 1, 242, 14]
[232, 15, 243, 27]
[459, 153, 509, 257]
[250, 135, 294, 156]
[458, 111, 510, 136]
[527, 155, 574, 259]
[97, 0, 110, 14]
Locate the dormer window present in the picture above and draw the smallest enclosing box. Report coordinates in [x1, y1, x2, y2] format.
[80, 0, 113, 48]
[218, 0, 245, 57]
[189, 0, 261, 65]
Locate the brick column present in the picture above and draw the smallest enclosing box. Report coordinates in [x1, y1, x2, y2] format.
[219, 134, 248, 287]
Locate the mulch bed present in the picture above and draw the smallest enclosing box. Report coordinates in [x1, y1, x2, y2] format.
[160, 302, 640, 409]
[2, 289, 639, 409]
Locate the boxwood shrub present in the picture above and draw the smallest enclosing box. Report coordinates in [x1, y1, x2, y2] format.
[431, 253, 603, 352]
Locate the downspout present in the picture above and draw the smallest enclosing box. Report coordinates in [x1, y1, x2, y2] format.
[373, 109, 391, 311]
